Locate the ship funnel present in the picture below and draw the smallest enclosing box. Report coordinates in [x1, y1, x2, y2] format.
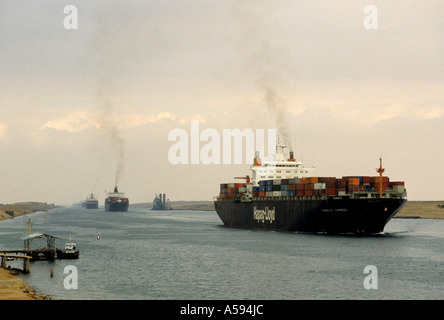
[288, 151, 296, 162]
[254, 151, 262, 166]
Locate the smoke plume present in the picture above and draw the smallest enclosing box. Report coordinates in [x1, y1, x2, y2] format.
[89, 4, 134, 188]
[262, 85, 294, 151]
[232, 1, 296, 152]
[96, 101, 125, 187]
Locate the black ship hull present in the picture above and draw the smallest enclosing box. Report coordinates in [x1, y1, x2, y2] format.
[105, 201, 128, 212]
[86, 202, 98, 209]
[214, 197, 407, 234]
[59, 250, 79, 259]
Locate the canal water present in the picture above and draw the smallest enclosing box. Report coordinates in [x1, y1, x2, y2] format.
[0, 206, 443, 300]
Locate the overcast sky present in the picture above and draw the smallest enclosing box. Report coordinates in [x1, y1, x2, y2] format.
[1, 0, 443, 205]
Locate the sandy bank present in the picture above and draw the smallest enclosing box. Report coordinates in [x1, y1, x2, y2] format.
[0, 202, 55, 299]
[0, 268, 49, 300]
[395, 201, 444, 219]
[0, 202, 56, 222]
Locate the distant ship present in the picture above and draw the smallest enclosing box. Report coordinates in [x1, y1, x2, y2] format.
[105, 186, 129, 212]
[85, 193, 99, 209]
[214, 138, 407, 234]
[152, 193, 172, 210]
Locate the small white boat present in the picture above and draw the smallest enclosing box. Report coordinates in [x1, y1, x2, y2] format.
[61, 237, 79, 259]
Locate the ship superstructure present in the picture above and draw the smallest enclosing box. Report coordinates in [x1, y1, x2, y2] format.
[250, 137, 315, 186]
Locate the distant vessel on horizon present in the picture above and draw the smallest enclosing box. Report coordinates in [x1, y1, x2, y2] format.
[152, 193, 172, 210]
[85, 193, 99, 209]
[105, 186, 129, 212]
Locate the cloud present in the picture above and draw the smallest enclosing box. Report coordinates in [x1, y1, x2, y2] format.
[0, 123, 7, 140]
[41, 110, 209, 133]
[40, 111, 100, 133]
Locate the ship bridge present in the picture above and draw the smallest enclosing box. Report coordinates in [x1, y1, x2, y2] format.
[250, 140, 315, 186]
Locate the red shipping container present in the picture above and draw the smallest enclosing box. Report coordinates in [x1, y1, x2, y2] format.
[335, 179, 346, 188]
[305, 183, 314, 190]
[304, 190, 314, 196]
[389, 181, 405, 186]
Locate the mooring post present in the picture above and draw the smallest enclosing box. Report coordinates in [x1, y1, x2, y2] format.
[1, 255, 5, 268]
[24, 257, 30, 274]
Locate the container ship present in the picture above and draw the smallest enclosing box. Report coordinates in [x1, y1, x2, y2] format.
[214, 139, 407, 234]
[105, 186, 129, 212]
[85, 193, 99, 209]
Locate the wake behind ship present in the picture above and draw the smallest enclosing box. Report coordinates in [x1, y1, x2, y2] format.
[214, 139, 407, 234]
[105, 186, 129, 212]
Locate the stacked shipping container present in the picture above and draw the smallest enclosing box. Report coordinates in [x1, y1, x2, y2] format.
[219, 176, 405, 199]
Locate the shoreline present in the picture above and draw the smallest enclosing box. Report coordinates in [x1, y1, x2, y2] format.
[0, 268, 50, 300]
[394, 201, 444, 219]
[0, 202, 57, 222]
[133, 200, 444, 219]
[0, 202, 56, 300]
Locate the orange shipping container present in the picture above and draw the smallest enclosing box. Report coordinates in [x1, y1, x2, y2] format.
[370, 176, 389, 183]
[343, 177, 360, 185]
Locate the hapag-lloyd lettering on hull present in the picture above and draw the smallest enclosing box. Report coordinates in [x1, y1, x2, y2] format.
[253, 206, 275, 223]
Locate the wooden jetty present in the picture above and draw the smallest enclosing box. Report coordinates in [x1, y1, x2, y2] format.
[0, 219, 78, 274]
[0, 252, 31, 273]
[19, 233, 62, 261]
[1, 233, 75, 266]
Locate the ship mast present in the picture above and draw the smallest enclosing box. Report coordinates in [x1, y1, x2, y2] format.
[376, 158, 385, 197]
